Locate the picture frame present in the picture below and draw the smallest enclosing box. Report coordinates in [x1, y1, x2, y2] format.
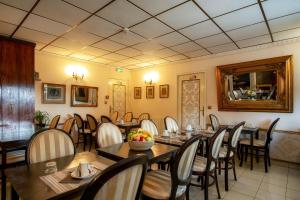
[159, 84, 169, 98]
[134, 87, 142, 99]
[71, 85, 98, 107]
[42, 83, 66, 104]
[146, 86, 155, 99]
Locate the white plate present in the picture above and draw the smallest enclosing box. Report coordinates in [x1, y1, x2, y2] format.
[71, 168, 97, 179]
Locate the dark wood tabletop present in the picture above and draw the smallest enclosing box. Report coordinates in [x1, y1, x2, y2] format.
[97, 142, 178, 164]
[5, 152, 115, 200]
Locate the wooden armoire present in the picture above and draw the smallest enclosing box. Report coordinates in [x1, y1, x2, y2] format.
[0, 36, 35, 131]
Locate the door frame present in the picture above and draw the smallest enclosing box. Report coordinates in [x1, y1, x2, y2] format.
[108, 79, 128, 116]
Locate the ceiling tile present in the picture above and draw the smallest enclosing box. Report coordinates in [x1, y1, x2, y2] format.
[91, 57, 113, 64]
[207, 42, 238, 54]
[164, 54, 187, 61]
[69, 53, 95, 60]
[150, 59, 168, 65]
[136, 62, 153, 67]
[42, 45, 72, 56]
[262, 0, 300, 20]
[14, 27, 56, 44]
[131, 18, 173, 39]
[126, 65, 140, 69]
[170, 41, 201, 53]
[79, 16, 120, 37]
[0, 3, 27, 25]
[92, 39, 125, 51]
[64, 29, 102, 46]
[184, 49, 210, 58]
[195, 33, 231, 48]
[0, 0, 36, 11]
[194, 0, 257, 18]
[0, 21, 17, 36]
[179, 20, 222, 40]
[97, 0, 150, 27]
[273, 28, 300, 41]
[226, 22, 269, 41]
[102, 53, 128, 61]
[133, 41, 164, 52]
[236, 35, 271, 48]
[52, 37, 86, 51]
[109, 31, 146, 46]
[22, 14, 70, 36]
[35, 43, 46, 50]
[64, 0, 112, 13]
[214, 4, 264, 31]
[269, 13, 300, 33]
[118, 58, 141, 65]
[154, 48, 178, 58]
[134, 54, 157, 62]
[157, 1, 208, 29]
[115, 47, 142, 57]
[129, 0, 186, 15]
[154, 32, 189, 47]
[33, 0, 89, 26]
[80, 46, 110, 56]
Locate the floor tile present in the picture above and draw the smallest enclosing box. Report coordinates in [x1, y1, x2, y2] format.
[223, 190, 254, 200]
[255, 190, 285, 200]
[286, 188, 300, 200]
[258, 182, 286, 196]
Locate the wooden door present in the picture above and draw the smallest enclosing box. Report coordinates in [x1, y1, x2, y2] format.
[112, 84, 126, 118]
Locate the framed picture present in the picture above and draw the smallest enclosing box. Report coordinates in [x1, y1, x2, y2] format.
[71, 85, 98, 107]
[134, 87, 142, 99]
[42, 83, 66, 104]
[75, 86, 89, 102]
[146, 86, 155, 99]
[159, 84, 169, 98]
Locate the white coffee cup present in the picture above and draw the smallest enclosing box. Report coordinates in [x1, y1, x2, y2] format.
[79, 162, 90, 177]
[163, 130, 169, 137]
[186, 124, 192, 131]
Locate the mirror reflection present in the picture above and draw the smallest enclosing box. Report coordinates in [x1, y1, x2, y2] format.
[71, 85, 98, 107]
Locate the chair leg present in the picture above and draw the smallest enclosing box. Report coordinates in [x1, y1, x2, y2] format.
[218, 160, 221, 175]
[256, 150, 259, 163]
[239, 145, 244, 167]
[89, 134, 93, 152]
[83, 134, 86, 151]
[214, 169, 221, 199]
[237, 143, 241, 160]
[232, 157, 237, 181]
[186, 184, 190, 200]
[267, 149, 271, 166]
[225, 159, 229, 191]
[264, 152, 268, 173]
[204, 173, 209, 200]
[245, 146, 248, 162]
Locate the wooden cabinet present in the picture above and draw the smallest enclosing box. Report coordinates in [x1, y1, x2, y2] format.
[0, 37, 35, 130]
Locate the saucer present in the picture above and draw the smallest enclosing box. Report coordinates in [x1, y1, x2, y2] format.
[71, 167, 97, 179]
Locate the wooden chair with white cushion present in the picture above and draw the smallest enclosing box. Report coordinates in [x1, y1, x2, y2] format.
[62, 118, 75, 134]
[81, 155, 147, 200]
[190, 127, 227, 200]
[142, 135, 201, 200]
[133, 113, 150, 124]
[209, 114, 220, 132]
[86, 114, 98, 151]
[140, 119, 159, 136]
[96, 122, 123, 148]
[49, 115, 60, 129]
[123, 112, 133, 122]
[100, 115, 112, 123]
[26, 129, 75, 164]
[74, 113, 90, 151]
[164, 116, 179, 133]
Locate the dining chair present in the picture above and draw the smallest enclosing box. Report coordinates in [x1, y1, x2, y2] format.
[164, 116, 179, 133]
[209, 114, 220, 131]
[133, 113, 150, 124]
[110, 111, 118, 123]
[239, 118, 280, 172]
[218, 122, 245, 191]
[81, 155, 148, 200]
[49, 115, 60, 129]
[26, 129, 75, 164]
[86, 114, 99, 151]
[190, 127, 227, 200]
[62, 118, 75, 134]
[140, 119, 159, 136]
[74, 113, 90, 151]
[96, 122, 123, 148]
[100, 115, 112, 123]
[123, 112, 133, 122]
[142, 135, 201, 200]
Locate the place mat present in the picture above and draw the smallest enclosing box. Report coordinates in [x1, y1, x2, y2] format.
[40, 160, 108, 194]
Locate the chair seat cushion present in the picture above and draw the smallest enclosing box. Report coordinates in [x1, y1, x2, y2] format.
[218, 147, 234, 158]
[142, 170, 186, 199]
[0, 150, 25, 164]
[240, 138, 265, 147]
[193, 156, 215, 172]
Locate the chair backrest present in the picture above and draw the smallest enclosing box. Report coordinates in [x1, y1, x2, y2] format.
[27, 129, 75, 164]
[123, 112, 133, 122]
[141, 120, 159, 136]
[169, 135, 201, 199]
[110, 111, 118, 123]
[62, 118, 75, 134]
[266, 118, 280, 146]
[101, 115, 112, 123]
[164, 116, 179, 133]
[96, 123, 123, 148]
[81, 155, 147, 200]
[74, 113, 84, 130]
[138, 113, 150, 123]
[209, 114, 220, 131]
[49, 115, 60, 129]
[86, 114, 98, 132]
[229, 122, 245, 148]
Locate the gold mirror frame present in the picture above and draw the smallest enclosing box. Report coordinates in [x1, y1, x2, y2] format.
[71, 85, 98, 107]
[216, 55, 293, 113]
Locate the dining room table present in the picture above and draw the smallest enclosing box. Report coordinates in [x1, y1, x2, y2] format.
[114, 121, 140, 139]
[5, 152, 115, 200]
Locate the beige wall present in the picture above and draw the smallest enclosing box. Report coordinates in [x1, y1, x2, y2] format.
[35, 52, 130, 123]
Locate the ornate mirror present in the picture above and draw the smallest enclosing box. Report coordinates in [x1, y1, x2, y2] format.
[71, 85, 98, 107]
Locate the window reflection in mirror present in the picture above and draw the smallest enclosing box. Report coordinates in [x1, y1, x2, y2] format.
[71, 85, 98, 107]
[225, 70, 277, 101]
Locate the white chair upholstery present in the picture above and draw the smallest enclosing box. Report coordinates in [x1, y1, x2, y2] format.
[212, 129, 226, 159]
[165, 117, 179, 133]
[27, 129, 75, 164]
[96, 123, 123, 148]
[210, 114, 220, 131]
[231, 124, 244, 148]
[141, 120, 159, 136]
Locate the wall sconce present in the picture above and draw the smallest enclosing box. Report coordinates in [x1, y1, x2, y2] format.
[65, 65, 87, 81]
[144, 71, 159, 85]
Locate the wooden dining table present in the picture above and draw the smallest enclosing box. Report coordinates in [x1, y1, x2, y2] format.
[5, 152, 115, 200]
[115, 122, 140, 139]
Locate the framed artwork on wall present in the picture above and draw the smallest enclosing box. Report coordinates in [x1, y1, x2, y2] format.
[146, 86, 155, 99]
[159, 84, 169, 98]
[134, 87, 142, 99]
[42, 83, 66, 104]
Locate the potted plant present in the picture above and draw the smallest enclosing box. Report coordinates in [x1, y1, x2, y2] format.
[34, 110, 50, 127]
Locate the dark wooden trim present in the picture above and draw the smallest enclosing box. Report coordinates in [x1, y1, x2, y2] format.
[0, 35, 36, 46]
